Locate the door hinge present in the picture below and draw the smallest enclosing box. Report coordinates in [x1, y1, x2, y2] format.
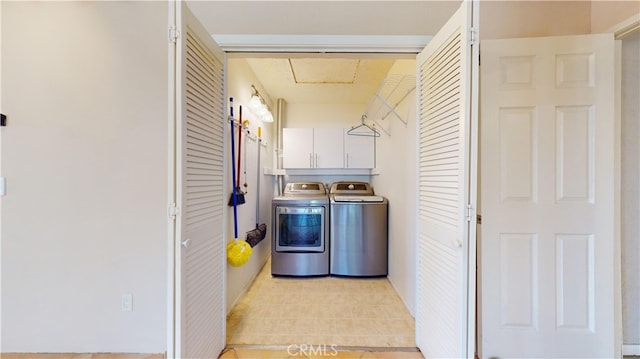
[168, 26, 180, 43]
[168, 203, 179, 220]
[466, 204, 474, 222]
[470, 27, 478, 46]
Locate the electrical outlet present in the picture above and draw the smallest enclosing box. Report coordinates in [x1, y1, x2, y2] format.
[121, 293, 133, 312]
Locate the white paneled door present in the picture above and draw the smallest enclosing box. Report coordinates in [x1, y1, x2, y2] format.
[168, 1, 226, 358]
[415, 1, 478, 357]
[481, 34, 620, 358]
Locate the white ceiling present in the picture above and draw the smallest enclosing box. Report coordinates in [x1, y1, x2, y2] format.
[187, 1, 461, 36]
[187, 1, 460, 105]
[243, 56, 396, 104]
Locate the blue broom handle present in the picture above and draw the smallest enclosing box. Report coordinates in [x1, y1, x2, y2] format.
[230, 101, 238, 240]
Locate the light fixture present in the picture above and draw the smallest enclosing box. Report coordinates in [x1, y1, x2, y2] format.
[248, 94, 262, 112]
[262, 111, 274, 123]
[249, 85, 274, 123]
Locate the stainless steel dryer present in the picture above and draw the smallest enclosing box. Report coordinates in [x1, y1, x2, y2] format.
[329, 182, 388, 276]
[271, 182, 330, 276]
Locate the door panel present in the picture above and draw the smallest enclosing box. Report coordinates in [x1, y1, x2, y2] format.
[314, 127, 344, 168]
[415, 1, 478, 357]
[170, 2, 226, 358]
[344, 130, 375, 169]
[282, 128, 313, 168]
[481, 34, 619, 358]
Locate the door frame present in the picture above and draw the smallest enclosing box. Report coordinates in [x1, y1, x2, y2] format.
[611, 15, 640, 357]
[167, 31, 478, 356]
[606, 14, 640, 40]
[213, 34, 432, 53]
[595, 14, 636, 357]
[216, 40, 480, 347]
[167, 2, 178, 357]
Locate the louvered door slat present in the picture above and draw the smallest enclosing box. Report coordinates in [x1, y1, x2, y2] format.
[422, 95, 460, 125]
[425, 137, 460, 154]
[187, 111, 217, 132]
[187, 128, 218, 146]
[424, 67, 461, 103]
[423, 119, 459, 140]
[425, 86, 460, 116]
[186, 65, 217, 94]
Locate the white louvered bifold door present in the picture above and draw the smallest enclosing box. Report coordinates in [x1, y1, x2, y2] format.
[415, 1, 478, 357]
[171, 2, 226, 358]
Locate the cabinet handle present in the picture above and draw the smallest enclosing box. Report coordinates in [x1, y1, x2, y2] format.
[346, 153, 349, 168]
[315, 153, 318, 168]
[309, 153, 313, 168]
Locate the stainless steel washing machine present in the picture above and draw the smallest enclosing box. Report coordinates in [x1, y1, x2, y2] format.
[271, 182, 330, 276]
[329, 182, 388, 276]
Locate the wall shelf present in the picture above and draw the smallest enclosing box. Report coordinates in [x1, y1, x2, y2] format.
[264, 167, 286, 176]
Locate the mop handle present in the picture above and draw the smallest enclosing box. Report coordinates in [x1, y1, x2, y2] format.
[236, 106, 242, 189]
[256, 126, 261, 227]
[230, 99, 238, 239]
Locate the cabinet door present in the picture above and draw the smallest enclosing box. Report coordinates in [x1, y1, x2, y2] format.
[283, 128, 314, 168]
[344, 130, 375, 168]
[313, 127, 344, 168]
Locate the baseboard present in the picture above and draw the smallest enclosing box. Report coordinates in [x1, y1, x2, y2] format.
[623, 344, 640, 356]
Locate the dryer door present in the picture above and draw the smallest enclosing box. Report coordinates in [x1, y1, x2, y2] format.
[275, 206, 326, 252]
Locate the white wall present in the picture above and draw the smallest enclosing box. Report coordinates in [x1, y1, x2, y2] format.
[225, 59, 276, 314]
[1, 2, 168, 353]
[286, 103, 364, 128]
[621, 31, 640, 348]
[369, 60, 417, 316]
[480, 1, 591, 39]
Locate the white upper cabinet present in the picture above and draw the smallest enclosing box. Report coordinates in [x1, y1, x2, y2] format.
[283, 127, 344, 169]
[344, 130, 375, 169]
[283, 127, 375, 170]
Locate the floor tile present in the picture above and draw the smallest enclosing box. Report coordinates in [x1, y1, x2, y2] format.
[92, 355, 163, 359]
[227, 258, 416, 348]
[220, 348, 423, 359]
[20, 355, 92, 359]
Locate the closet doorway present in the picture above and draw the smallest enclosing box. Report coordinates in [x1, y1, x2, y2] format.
[224, 52, 419, 349]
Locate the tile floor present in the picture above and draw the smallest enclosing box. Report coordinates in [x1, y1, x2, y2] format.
[227, 259, 416, 348]
[0, 351, 422, 359]
[219, 347, 423, 358]
[0, 355, 163, 359]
